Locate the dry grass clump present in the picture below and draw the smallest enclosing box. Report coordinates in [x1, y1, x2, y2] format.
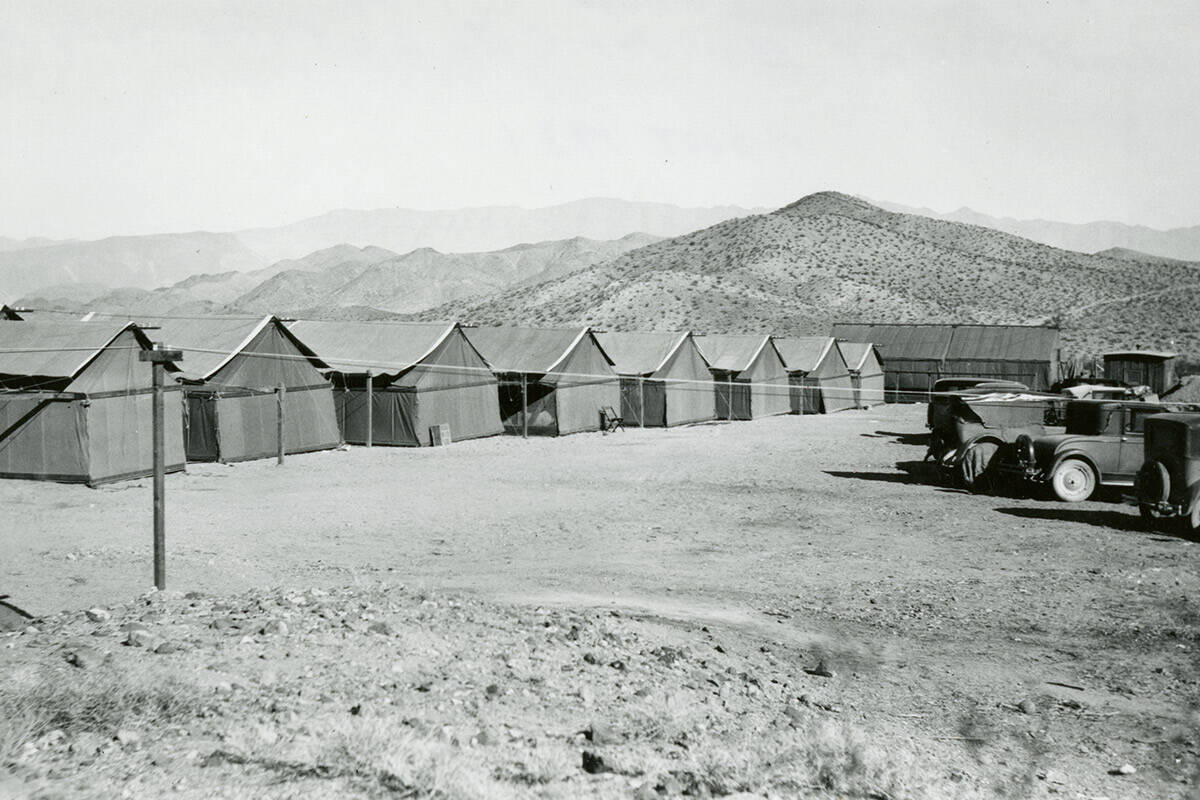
[0, 662, 204, 762]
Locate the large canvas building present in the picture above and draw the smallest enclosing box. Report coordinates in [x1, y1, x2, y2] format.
[287, 320, 503, 446]
[831, 323, 1061, 399]
[594, 331, 715, 427]
[694, 335, 790, 420]
[0, 321, 185, 485]
[464, 326, 620, 436]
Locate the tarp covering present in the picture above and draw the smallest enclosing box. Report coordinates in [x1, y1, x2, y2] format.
[831, 323, 1060, 396]
[596, 332, 714, 427]
[0, 324, 185, 485]
[695, 335, 790, 420]
[151, 316, 340, 462]
[839, 342, 886, 408]
[292, 320, 503, 446]
[775, 336, 857, 414]
[465, 326, 619, 435]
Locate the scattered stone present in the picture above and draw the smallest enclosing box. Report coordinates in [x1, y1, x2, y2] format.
[632, 782, 658, 800]
[581, 750, 609, 774]
[125, 628, 157, 648]
[475, 728, 496, 746]
[367, 620, 392, 636]
[585, 721, 622, 745]
[63, 644, 106, 670]
[349, 704, 362, 716]
[115, 730, 142, 748]
[805, 659, 835, 678]
[154, 640, 180, 655]
[1112, 764, 1137, 776]
[784, 704, 806, 726]
[260, 619, 288, 635]
[583, 651, 601, 665]
[485, 683, 502, 698]
[609, 660, 627, 671]
[85, 608, 110, 622]
[1017, 698, 1037, 715]
[209, 616, 238, 631]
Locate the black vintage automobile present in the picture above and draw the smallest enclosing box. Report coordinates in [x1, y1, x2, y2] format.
[1135, 413, 1200, 534]
[1001, 400, 1166, 502]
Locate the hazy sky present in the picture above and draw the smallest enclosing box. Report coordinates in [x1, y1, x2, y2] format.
[2, 0, 1198, 238]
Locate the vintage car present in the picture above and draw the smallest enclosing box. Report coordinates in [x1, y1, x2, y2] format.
[1001, 400, 1166, 502]
[926, 390, 1058, 491]
[1135, 413, 1200, 533]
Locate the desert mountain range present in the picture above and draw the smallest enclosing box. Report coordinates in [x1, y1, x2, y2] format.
[412, 192, 1200, 359]
[7, 192, 1200, 359]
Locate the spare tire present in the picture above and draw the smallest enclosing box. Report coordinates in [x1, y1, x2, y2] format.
[1137, 460, 1170, 505]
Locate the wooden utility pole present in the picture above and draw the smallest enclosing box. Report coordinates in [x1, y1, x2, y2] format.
[276, 382, 286, 465]
[365, 371, 373, 447]
[139, 343, 181, 591]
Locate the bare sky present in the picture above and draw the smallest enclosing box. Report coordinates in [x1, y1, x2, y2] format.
[2, 0, 1197, 239]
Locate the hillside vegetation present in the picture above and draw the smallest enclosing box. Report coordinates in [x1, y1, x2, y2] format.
[416, 192, 1200, 358]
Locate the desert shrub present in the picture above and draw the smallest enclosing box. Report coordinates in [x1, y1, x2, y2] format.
[0, 664, 205, 761]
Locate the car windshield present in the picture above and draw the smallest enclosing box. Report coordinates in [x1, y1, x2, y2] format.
[1125, 407, 1161, 434]
[1063, 403, 1107, 435]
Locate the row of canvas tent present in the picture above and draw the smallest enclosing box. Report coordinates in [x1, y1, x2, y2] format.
[0, 313, 884, 486]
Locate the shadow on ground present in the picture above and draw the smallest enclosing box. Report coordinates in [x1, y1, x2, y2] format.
[993, 506, 1197, 541]
[860, 430, 930, 447]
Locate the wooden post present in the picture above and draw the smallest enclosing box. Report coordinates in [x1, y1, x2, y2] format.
[726, 374, 733, 421]
[365, 371, 373, 448]
[276, 382, 286, 465]
[139, 344, 182, 591]
[521, 373, 529, 439]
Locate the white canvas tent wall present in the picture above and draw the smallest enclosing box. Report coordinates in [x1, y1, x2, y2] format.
[694, 335, 791, 420]
[773, 336, 857, 414]
[0, 321, 185, 485]
[287, 320, 503, 446]
[151, 316, 341, 462]
[594, 331, 715, 427]
[463, 326, 620, 436]
[838, 342, 886, 408]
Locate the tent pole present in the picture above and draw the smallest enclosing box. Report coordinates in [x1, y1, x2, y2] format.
[639, 375, 645, 428]
[727, 374, 733, 422]
[521, 374, 529, 439]
[365, 371, 373, 448]
[276, 382, 286, 465]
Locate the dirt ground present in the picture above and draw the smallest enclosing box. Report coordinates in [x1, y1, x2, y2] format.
[2, 404, 1198, 798]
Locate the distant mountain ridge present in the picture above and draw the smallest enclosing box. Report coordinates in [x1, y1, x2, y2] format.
[871, 199, 1200, 261]
[413, 191, 1200, 359]
[0, 199, 759, 299]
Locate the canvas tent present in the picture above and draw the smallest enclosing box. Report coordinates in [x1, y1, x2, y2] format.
[773, 336, 857, 414]
[838, 342, 886, 409]
[463, 326, 620, 436]
[151, 316, 341, 462]
[0, 321, 185, 485]
[286, 320, 503, 446]
[830, 323, 1061, 399]
[694, 335, 791, 420]
[594, 331, 715, 427]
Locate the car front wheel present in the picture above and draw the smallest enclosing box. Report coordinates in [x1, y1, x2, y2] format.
[1049, 458, 1096, 503]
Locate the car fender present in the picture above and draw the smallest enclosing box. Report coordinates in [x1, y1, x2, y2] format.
[952, 433, 1005, 466]
[1048, 450, 1102, 481]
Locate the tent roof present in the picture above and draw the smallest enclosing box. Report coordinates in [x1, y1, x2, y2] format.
[837, 341, 882, 371]
[1103, 350, 1177, 360]
[832, 323, 1058, 362]
[465, 326, 609, 374]
[148, 315, 321, 380]
[694, 334, 772, 372]
[944, 325, 1059, 361]
[286, 320, 458, 374]
[593, 331, 694, 376]
[0, 320, 142, 381]
[773, 336, 837, 373]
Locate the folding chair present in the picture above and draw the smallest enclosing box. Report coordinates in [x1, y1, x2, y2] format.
[599, 406, 624, 434]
